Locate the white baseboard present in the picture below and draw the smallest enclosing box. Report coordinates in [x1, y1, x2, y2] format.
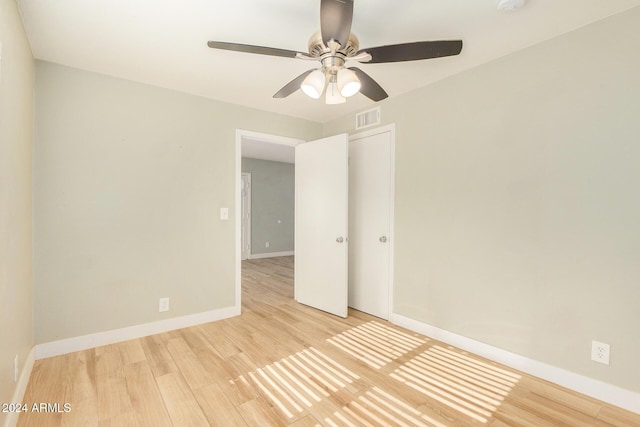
[35, 305, 240, 359]
[248, 251, 294, 259]
[391, 313, 640, 415]
[4, 347, 36, 427]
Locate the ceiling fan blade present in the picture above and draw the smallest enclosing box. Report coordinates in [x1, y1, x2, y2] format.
[273, 69, 315, 98]
[349, 67, 388, 102]
[207, 41, 304, 59]
[359, 40, 463, 64]
[320, 0, 354, 48]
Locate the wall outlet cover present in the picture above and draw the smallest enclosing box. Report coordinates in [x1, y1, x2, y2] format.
[591, 340, 610, 365]
[159, 297, 170, 312]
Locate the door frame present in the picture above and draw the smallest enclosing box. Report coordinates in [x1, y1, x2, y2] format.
[234, 126, 395, 318]
[235, 130, 304, 311]
[349, 123, 396, 320]
[240, 172, 252, 260]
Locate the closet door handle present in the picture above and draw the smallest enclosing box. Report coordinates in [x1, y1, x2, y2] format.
[336, 236, 344, 243]
[379, 236, 388, 243]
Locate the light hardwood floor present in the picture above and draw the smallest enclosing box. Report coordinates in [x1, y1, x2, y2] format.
[19, 256, 640, 426]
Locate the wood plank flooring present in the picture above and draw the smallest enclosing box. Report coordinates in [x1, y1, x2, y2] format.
[18, 256, 640, 426]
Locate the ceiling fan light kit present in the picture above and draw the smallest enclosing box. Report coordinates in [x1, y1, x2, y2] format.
[325, 78, 346, 104]
[337, 68, 361, 98]
[301, 69, 326, 99]
[207, 0, 463, 105]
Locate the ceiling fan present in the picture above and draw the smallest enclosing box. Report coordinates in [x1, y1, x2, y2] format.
[207, 0, 462, 104]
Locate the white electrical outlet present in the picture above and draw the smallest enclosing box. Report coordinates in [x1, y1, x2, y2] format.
[159, 297, 170, 312]
[265, 242, 270, 248]
[591, 340, 610, 365]
[14, 355, 19, 383]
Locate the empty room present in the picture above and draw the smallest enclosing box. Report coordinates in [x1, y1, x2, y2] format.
[2, 0, 640, 426]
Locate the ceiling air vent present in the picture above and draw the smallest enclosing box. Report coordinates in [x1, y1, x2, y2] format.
[355, 107, 381, 130]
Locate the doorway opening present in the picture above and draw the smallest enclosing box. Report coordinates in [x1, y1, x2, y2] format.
[235, 130, 303, 311]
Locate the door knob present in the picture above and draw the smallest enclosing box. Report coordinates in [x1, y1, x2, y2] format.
[336, 236, 344, 243]
[379, 236, 388, 243]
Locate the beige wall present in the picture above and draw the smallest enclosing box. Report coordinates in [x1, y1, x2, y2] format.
[325, 8, 640, 392]
[0, 0, 34, 420]
[34, 61, 322, 344]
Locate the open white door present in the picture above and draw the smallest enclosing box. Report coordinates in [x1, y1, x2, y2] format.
[295, 134, 349, 318]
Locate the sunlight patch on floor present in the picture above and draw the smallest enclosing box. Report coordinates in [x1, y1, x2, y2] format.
[323, 387, 447, 427]
[327, 321, 427, 369]
[391, 345, 521, 423]
[240, 347, 358, 418]
[241, 345, 445, 425]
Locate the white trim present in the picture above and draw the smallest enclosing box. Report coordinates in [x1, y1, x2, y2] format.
[349, 123, 395, 141]
[235, 131, 242, 311]
[237, 130, 304, 147]
[241, 172, 252, 260]
[35, 306, 239, 359]
[236, 130, 304, 312]
[248, 251, 294, 259]
[391, 313, 640, 415]
[4, 348, 36, 427]
[349, 124, 396, 321]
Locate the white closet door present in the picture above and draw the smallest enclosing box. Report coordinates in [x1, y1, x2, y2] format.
[349, 130, 392, 319]
[295, 134, 349, 318]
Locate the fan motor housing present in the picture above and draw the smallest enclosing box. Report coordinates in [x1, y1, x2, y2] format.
[320, 55, 346, 75]
[307, 30, 360, 58]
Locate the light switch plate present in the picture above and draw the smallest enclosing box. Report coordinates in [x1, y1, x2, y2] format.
[220, 207, 229, 220]
[159, 297, 170, 312]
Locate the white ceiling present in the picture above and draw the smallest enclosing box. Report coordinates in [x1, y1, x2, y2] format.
[17, 0, 640, 123]
[242, 137, 295, 164]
